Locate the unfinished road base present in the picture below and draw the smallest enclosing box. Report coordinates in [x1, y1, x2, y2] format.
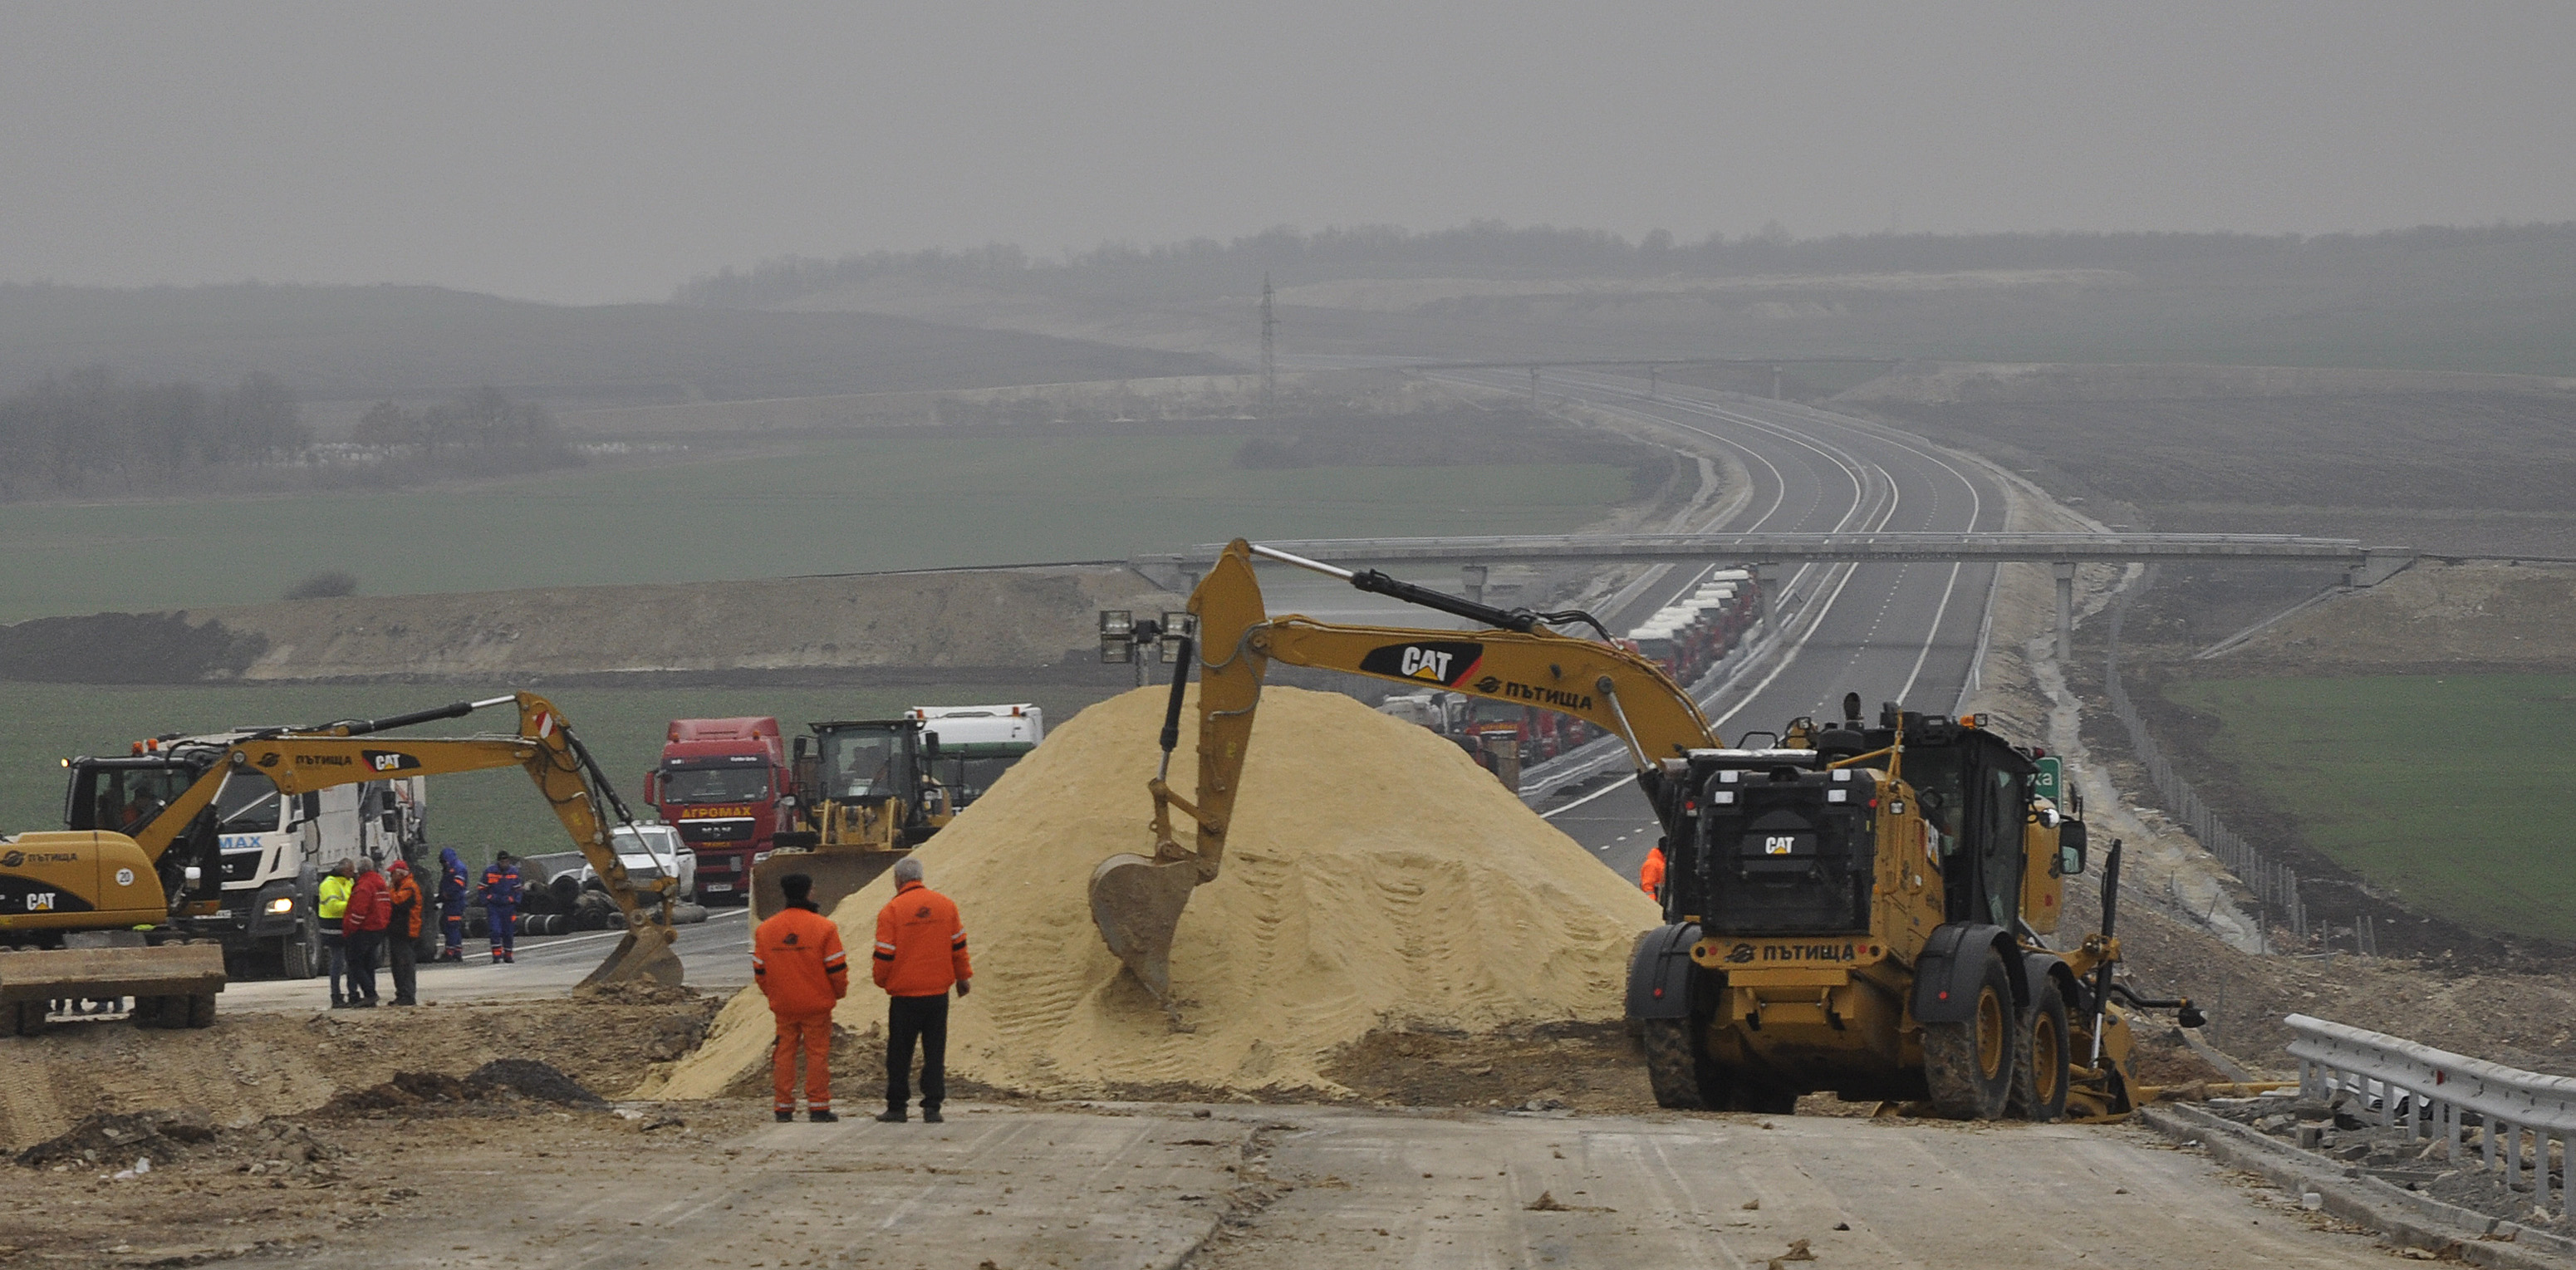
[649, 684, 1661, 1101]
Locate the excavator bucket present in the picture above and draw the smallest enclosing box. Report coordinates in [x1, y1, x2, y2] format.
[749, 850, 908, 920]
[1087, 852, 1201, 1002]
[577, 916, 684, 989]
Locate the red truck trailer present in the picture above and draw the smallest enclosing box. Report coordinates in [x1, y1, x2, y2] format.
[644, 717, 792, 905]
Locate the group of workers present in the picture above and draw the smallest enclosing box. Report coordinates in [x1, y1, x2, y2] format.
[313, 855, 428, 1007]
[309, 838, 971, 1124]
[314, 846, 534, 1006]
[754, 856, 970, 1125]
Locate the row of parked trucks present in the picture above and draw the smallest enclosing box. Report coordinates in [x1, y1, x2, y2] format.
[645, 705, 1044, 910]
[1619, 567, 1761, 688]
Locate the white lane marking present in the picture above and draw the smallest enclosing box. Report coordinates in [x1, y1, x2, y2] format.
[1541, 778, 1639, 819]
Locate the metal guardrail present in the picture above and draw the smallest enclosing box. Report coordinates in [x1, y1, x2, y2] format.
[2288, 1013, 2574, 1216]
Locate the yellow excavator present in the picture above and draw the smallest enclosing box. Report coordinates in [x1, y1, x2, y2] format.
[1, 692, 682, 1034]
[1090, 539, 2208, 1120]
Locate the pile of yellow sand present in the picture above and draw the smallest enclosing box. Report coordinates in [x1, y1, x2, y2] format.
[644, 685, 1659, 1100]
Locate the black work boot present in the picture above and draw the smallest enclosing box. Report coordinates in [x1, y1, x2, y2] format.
[808, 1109, 839, 1123]
[923, 1106, 945, 1124]
[774, 1110, 794, 1123]
[875, 1108, 906, 1123]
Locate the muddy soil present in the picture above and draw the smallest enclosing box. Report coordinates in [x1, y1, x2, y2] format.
[0, 995, 718, 1155]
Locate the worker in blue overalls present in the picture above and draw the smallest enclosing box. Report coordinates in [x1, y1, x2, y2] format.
[478, 851, 523, 964]
[437, 846, 471, 962]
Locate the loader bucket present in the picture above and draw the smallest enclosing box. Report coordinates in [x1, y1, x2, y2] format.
[750, 849, 908, 920]
[1087, 851, 1201, 1002]
[577, 914, 684, 989]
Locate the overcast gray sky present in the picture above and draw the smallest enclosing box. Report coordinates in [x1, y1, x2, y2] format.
[3, 2, 2569, 304]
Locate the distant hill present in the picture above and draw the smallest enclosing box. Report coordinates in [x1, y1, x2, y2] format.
[675, 222, 2576, 377]
[0, 282, 1229, 408]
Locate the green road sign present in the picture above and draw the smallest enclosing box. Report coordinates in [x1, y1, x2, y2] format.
[2033, 755, 2063, 804]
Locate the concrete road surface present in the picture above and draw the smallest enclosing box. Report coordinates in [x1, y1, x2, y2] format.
[218, 906, 754, 1013]
[315, 1101, 2393, 1269]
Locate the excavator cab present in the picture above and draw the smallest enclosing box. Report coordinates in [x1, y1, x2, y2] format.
[64, 754, 224, 915]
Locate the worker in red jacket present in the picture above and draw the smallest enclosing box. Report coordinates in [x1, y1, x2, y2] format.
[871, 856, 971, 1124]
[754, 872, 849, 1123]
[341, 858, 394, 1008]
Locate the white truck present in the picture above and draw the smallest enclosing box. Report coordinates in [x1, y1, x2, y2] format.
[905, 704, 1044, 810]
[192, 762, 427, 978]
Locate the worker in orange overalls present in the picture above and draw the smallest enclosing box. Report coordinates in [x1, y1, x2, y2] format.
[753, 872, 849, 1123]
[871, 856, 971, 1124]
[1638, 839, 1667, 900]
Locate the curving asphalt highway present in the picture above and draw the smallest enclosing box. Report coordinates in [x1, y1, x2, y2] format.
[1515, 372, 2006, 885]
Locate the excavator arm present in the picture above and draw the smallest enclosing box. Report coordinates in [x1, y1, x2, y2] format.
[131, 693, 680, 987]
[1090, 540, 1719, 1002]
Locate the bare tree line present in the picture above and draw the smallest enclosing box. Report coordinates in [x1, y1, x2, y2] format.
[0, 367, 307, 498]
[0, 370, 578, 500]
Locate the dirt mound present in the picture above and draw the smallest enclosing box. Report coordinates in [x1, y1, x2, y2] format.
[649, 684, 1660, 1100]
[15, 1108, 216, 1169]
[464, 1058, 605, 1106]
[315, 1060, 602, 1117]
[0, 997, 714, 1152]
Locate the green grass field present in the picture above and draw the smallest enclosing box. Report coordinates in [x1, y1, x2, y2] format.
[2166, 673, 2576, 940]
[0, 680, 1135, 876]
[0, 434, 1634, 622]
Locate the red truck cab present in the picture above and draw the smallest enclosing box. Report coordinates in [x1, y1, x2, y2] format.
[645, 717, 790, 905]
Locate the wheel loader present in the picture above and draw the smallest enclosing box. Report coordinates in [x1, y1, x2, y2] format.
[0, 692, 684, 1035]
[1090, 539, 2203, 1120]
[750, 717, 954, 919]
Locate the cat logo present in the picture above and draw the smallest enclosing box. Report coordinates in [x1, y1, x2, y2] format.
[25, 893, 54, 912]
[1356, 640, 1484, 689]
[1765, 836, 1797, 856]
[361, 749, 423, 773]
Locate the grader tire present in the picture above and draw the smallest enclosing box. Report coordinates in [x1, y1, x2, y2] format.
[1922, 951, 2018, 1120]
[1641, 1018, 1725, 1111]
[2009, 979, 2070, 1123]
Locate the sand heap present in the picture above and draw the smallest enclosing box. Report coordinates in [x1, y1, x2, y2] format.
[648, 685, 1660, 1100]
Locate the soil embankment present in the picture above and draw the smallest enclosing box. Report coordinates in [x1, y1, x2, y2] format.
[0, 992, 716, 1154]
[650, 685, 1661, 1102]
[0, 566, 1181, 685]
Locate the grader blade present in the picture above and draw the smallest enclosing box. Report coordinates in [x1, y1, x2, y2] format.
[577, 915, 684, 989]
[1087, 852, 1200, 1002]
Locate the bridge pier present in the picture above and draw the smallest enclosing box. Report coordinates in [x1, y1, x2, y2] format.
[1460, 563, 1488, 606]
[2054, 561, 2078, 661]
